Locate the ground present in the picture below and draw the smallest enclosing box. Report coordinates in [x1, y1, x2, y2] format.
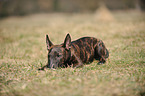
[0, 11, 145, 96]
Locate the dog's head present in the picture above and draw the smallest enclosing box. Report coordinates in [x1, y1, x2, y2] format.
[46, 34, 71, 69]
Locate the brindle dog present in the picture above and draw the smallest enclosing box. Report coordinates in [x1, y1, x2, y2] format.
[39, 33, 109, 70]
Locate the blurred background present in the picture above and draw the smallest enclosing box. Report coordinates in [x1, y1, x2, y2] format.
[0, 1, 145, 96]
[0, 0, 145, 17]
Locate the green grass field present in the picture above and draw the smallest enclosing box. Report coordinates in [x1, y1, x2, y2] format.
[0, 11, 145, 96]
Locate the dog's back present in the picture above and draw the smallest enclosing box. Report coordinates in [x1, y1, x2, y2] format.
[69, 37, 109, 66]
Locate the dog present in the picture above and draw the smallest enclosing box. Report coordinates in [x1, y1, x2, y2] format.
[39, 33, 109, 70]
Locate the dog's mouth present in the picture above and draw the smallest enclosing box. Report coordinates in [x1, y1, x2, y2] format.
[49, 63, 66, 69]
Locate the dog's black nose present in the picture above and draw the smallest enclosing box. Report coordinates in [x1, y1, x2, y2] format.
[50, 64, 58, 69]
[38, 68, 44, 71]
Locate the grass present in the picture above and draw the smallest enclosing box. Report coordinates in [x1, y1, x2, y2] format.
[0, 11, 145, 96]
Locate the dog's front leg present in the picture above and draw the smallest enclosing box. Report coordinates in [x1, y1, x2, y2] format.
[38, 63, 49, 70]
[73, 53, 84, 68]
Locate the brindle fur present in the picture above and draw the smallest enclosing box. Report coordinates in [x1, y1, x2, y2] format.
[39, 34, 109, 70]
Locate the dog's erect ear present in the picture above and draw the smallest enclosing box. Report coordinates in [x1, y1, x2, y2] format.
[63, 33, 71, 50]
[46, 35, 53, 50]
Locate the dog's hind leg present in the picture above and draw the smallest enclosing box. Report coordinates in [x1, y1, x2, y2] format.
[97, 48, 106, 64]
[94, 41, 108, 64]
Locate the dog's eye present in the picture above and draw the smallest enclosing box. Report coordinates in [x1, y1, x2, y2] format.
[57, 54, 62, 57]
